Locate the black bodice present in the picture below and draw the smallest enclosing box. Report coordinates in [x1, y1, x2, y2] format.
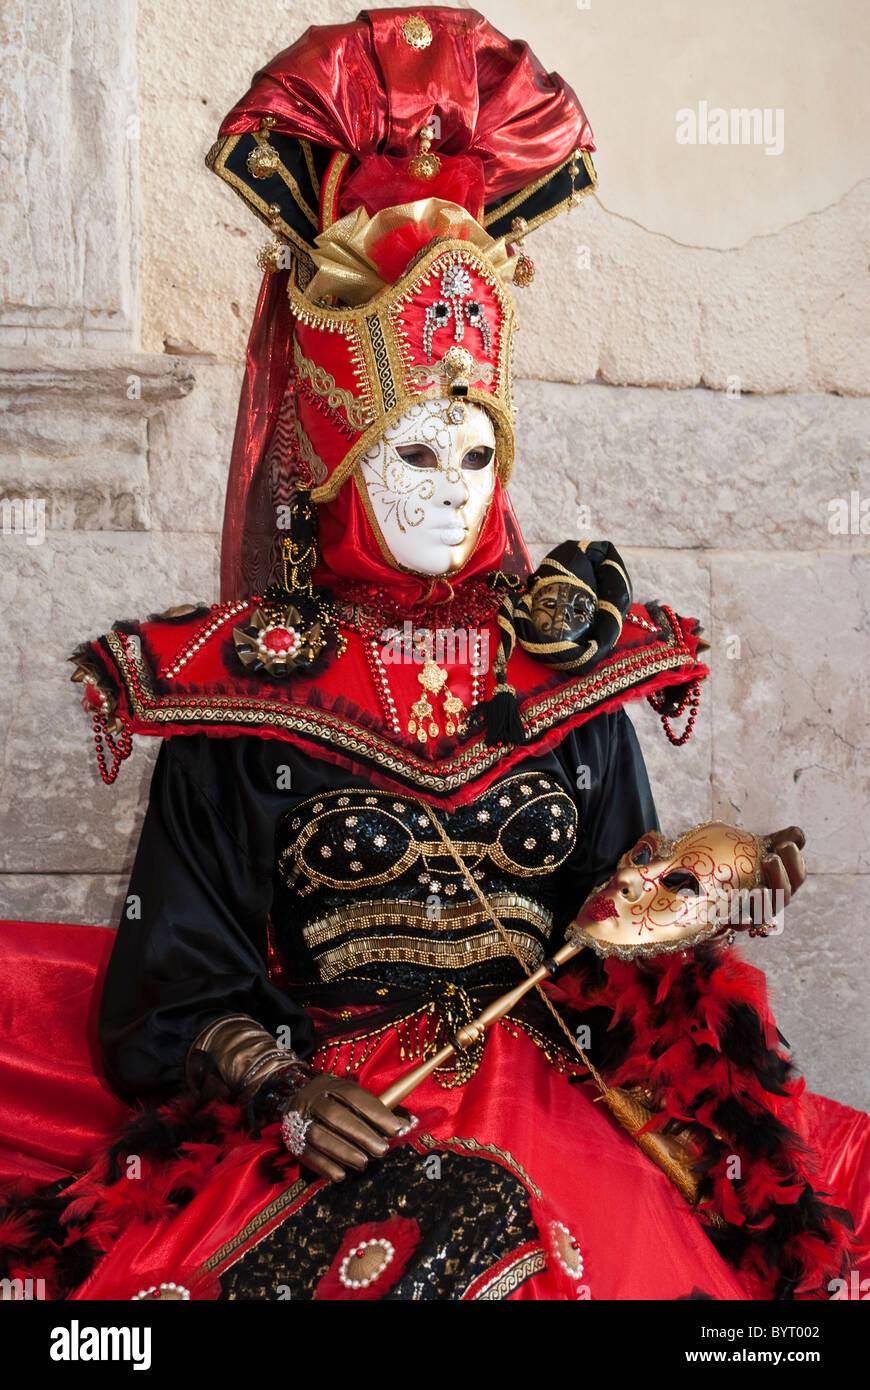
[272, 771, 579, 991]
[98, 710, 657, 1099]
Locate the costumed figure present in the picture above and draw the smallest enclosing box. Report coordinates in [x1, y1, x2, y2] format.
[1, 7, 868, 1303]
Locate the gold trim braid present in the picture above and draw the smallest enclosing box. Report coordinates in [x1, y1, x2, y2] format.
[312, 930, 545, 982]
[295, 891, 553, 983]
[293, 337, 374, 429]
[96, 608, 699, 797]
[301, 894, 554, 951]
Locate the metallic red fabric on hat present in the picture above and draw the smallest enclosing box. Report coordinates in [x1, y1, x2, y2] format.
[218, 7, 593, 215]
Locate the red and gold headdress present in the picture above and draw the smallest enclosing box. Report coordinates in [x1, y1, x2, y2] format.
[207, 6, 596, 599]
[288, 203, 518, 499]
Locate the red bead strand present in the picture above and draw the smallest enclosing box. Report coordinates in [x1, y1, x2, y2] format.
[647, 678, 701, 746]
[93, 713, 133, 784]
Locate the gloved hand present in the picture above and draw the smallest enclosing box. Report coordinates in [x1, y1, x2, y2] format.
[279, 1073, 409, 1182]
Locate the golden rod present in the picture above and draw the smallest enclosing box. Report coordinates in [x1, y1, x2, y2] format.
[377, 940, 579, 1108]
[376, 939, 711, 1216]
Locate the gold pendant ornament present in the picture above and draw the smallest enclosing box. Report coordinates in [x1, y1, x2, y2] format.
[509, 216, 535, 287]
[407, 660, 467, 744]
[247, 115, 280, 178]
[257, 239, 289, 274]
[408, 122, 441, 181]
[401, 15, 433, 50]
[442, 690, 465, 737]
[408, 660, 444, 742]
[247, 143, 279, 179]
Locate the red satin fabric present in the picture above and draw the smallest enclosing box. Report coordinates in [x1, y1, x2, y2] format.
[73, 1017, 753, 1301]
[315, 474, 510, 608]
[0, 921, 126, 1186]
[218, 8, 594, 203]
[2, 919, 868, 1300]
[803, 1091, 870, 1276]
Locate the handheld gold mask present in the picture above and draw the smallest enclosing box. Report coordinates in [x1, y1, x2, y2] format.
[570, 821, 767, 959]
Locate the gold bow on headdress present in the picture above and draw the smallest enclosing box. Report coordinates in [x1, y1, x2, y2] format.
[304, 197, 517, 306]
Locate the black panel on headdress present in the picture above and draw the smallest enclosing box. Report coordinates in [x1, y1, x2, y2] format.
[484, 152, 597, 241]
[208, 132, 596, 256]
[206, 134, 333, 255]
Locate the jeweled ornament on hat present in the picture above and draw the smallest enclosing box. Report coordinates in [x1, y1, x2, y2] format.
[422, 263, 493, 363]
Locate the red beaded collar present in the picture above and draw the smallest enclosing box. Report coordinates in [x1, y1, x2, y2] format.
[71, 596, 707, 808]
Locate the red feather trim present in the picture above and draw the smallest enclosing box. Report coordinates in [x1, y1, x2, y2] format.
[551, 945, 856, 1297]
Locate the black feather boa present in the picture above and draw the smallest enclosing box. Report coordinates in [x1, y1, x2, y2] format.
[545, 944, 856, 1298]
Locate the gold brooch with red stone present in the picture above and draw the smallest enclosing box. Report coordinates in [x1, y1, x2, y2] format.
[232, 600, 327, 678]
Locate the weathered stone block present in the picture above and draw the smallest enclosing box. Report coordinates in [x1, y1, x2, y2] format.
[757, 874, 870, 1111]
[0, 0, 139, 347]
[510, 381, 870, 552]
[710, 553, 870, 874]
[0, 531, 218, 873]
[0, 350, 196, 530]
[149, 362, 242, 534]
[0, 874, 129, 928]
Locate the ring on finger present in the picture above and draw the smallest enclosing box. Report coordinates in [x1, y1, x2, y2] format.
[281, 1108, 314, 1157]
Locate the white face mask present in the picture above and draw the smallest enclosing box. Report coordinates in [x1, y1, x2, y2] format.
[357, 400, 497, 576]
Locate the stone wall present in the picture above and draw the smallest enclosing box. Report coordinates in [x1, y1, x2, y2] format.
[0, 0, 867, 1110]
[0, 0, 140, 348]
